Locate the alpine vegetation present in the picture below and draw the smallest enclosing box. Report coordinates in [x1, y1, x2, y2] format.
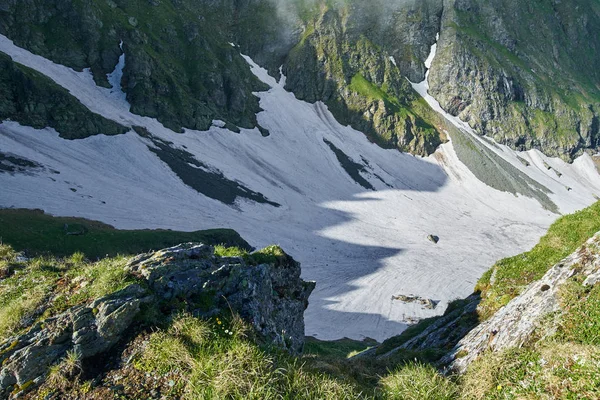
[0, 0, 599, 398]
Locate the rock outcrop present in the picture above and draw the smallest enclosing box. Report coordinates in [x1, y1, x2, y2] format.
[0, 284, 150, 397]
[0, 52, 127, 139]
[0, 243, 314, 398]
[443, 232, 600, 373]
[125, 243, 315, 353]
[429, 0, 600, 160]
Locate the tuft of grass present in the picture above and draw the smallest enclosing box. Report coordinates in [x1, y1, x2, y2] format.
[476, 201, 600, 319]
[556, 278, 600, 345]
[0, 244, 17, 261]
[461, 343, 600, 399]
[246, 245, 287, 266]
[214, 244, 289, 266]
[0, 287, 46, 340]
[381, 362, 459, 400]
[0, 243, 141, 341]
[65, 256, 137, 304]
[136, 313, 363, 399]
[214, 245, 249, 258]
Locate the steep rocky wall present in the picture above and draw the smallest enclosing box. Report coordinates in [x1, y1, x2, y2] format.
[429, 0, 600, 160]
[283, 1, 446, 156]
[0, 0, 277, 133]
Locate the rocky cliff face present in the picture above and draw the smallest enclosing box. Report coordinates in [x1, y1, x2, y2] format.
[0, 243, 314, 398]
[283, 1, 446, 155]
[0, 0, 598, 158]
[0, 0, 276, 133]
[430, 0, 600, 160]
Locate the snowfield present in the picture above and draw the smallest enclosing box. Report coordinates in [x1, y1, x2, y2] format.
[1, 34, 600, 341]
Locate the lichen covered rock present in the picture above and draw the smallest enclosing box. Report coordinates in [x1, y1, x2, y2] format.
[0, 243, 314, 397]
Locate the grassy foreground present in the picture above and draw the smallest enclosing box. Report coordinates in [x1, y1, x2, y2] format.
[1, 203, 600, 399]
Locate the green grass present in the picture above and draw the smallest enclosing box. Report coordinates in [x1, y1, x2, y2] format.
[0, 209, 251, 259]
[215, 244, 289, 266]
[460, 343, 600, 399]
[304, 337, 377, 359]
[475, 201, 600, 319]
[0, 243, 140, 341]
[557, 278, 600, 345]
[136, 314, 364, 399]
[381, 363, 459, 400]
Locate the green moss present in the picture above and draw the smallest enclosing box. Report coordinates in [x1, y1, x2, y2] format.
[214, 245, 249, 258]
[245, 245, 287, 266]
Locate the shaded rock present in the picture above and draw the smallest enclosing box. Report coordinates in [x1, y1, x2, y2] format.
[0, 284, 150, 397]
[376, 294, 480, 360]
[427, 234, 440, 244]
[126, 243, 315, 353]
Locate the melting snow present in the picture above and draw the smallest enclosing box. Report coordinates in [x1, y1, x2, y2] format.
[1, 34, 600, 341]
[106, 40, 128, 110]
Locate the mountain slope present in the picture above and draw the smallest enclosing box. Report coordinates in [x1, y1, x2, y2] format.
[2, 0, 598, 158]
[0, 0, 274, 133]
[1, 31, 599, 341]
[430, 0, 600, 160]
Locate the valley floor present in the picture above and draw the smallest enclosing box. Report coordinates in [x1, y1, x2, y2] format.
[1, 34, 600, 340]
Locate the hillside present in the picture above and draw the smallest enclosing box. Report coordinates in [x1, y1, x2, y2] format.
[1, 203, 600, 398]
[1, 9, 599, 341]
[1, 0, 600, 398]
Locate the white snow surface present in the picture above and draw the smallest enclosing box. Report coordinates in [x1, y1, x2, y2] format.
[1, 34, 600, 341]
[105, 40, 128, 109]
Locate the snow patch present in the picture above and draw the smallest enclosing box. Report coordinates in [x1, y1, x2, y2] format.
[1, 34, 600, 341]
[106, 40, 129, 110]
